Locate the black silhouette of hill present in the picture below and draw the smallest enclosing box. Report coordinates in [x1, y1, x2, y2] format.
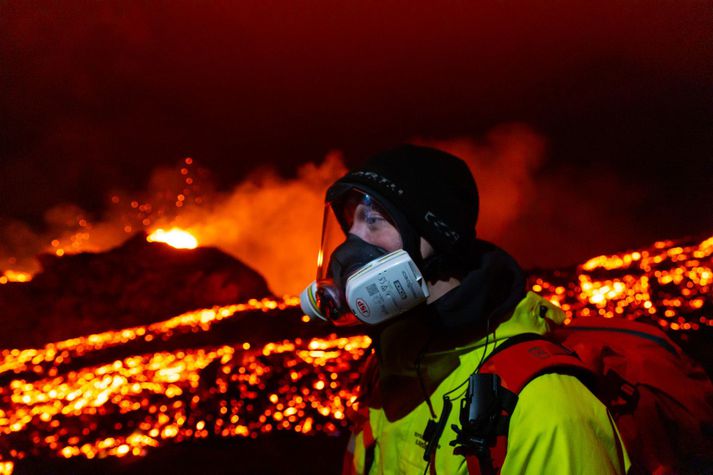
[0, 233, 271, 349]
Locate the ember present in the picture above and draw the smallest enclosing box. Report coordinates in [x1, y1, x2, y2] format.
[0, 234, 709, 473]
[0, 271, 31, 285]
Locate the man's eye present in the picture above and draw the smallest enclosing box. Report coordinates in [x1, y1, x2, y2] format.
[365, 213, 384, 225]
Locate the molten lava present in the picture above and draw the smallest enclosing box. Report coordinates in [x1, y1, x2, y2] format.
[0, 235, 709, 473]
[146, 229, 199, 250]
[530, 235, 713, 330]
[0, 297, 371, 474]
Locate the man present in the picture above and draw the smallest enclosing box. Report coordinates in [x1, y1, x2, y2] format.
[300, 145, 630, 474]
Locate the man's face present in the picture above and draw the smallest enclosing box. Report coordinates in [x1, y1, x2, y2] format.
[348, 203, 403, 252]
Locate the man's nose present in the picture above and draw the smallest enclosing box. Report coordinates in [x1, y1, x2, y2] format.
[348, 222, 368, 242]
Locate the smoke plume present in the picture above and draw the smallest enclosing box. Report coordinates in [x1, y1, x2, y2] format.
[0, 123, 677, 295]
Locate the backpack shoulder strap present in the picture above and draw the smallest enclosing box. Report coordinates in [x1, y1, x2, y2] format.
[453, 333, 593, 475]
[480, 333, 593, 393]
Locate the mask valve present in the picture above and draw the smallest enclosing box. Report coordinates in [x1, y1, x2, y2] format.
[299, 281, 327, 322]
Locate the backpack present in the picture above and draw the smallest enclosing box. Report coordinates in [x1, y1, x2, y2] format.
[450, 318, 713, 475]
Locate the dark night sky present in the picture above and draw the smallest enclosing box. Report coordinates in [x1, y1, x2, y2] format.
[1, 0, 712, 273]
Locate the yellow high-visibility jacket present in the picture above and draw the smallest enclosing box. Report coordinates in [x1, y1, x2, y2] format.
[344, 292, 631, 474]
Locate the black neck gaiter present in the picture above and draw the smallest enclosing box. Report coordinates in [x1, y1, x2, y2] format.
[431, 239, 526, 335]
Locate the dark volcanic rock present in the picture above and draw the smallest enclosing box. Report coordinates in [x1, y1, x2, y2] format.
[0, 233, 271, 348]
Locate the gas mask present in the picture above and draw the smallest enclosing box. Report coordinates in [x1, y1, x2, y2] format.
[300, 190, 430, 326]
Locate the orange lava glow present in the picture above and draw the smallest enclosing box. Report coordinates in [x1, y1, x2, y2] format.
[0, 155, 346, 295]
[0, 271, 32, 285]
[146, 228, 199, 249]
[0, 235, 709, 472]
[0, 297, 371, 472]
[530, 235, 713, 330]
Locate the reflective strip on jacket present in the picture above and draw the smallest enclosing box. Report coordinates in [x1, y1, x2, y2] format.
[344, 292, 632, 475]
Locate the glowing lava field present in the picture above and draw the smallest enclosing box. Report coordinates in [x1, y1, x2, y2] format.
[0, 234, 710, 474]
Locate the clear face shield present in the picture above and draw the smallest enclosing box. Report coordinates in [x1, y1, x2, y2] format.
[300, 189, 430, 326]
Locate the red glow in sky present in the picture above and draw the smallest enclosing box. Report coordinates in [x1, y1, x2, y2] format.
[0, 1, 711, 269]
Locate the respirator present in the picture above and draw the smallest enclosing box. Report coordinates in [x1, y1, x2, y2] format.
[300, 190, 430, 326]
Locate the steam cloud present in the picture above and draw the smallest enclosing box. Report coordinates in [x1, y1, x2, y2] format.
[0, 123, 675, 295]
[170, 153, 347, 295]
[2, 1, 710, 293]
[419, 126, 647, 270]
[174, 126, 563, 294]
